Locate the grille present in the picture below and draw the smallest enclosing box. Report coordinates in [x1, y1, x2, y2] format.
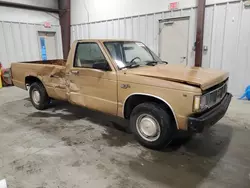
[205, 82, 228, 108]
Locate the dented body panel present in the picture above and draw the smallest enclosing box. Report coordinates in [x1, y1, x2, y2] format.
[11, 60, 67, 101]
[11, 39, 230, 131]
[125, 64, 229, 90]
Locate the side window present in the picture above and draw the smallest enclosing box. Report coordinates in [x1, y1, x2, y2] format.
[74, 43, 106, 68]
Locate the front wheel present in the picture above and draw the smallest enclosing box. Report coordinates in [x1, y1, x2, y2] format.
[29, 82, 50, 110]
[130, 102, 176, 150]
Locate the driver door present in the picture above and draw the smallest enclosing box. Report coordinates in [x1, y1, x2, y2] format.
[68, 42, 117, 116]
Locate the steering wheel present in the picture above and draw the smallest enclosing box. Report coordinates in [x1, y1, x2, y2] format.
[129, 57, 141, 64]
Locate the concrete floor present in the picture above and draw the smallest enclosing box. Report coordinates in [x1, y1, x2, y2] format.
[0, 87, 250, 188]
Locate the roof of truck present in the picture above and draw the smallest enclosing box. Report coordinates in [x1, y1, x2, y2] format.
[76, 39, 138, 43]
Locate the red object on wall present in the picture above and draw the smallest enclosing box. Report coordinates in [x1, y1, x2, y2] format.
[44, 22, 51, 28]
[169, 2, 179, 10]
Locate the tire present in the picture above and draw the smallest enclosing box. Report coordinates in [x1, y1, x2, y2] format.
[29, 82, 50, 110]
[130, 102, 176, 150]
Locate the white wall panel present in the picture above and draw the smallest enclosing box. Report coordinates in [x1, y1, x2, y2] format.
[119, 19, 125, 39]
[164, 11, 171, 18]
[0, 1, 62, 67]
[153, 13, 163, 54]
[0, 6, 59, 24]
[71, 25, 76, 43]
[107, 21, 113, 38]
[241, 4, 250, 94]
[89, 23, 96, 39]
[29, 24, 40, 60]
[71, 0, 240, 24]
[71, 1, 250, 96]
[0, 22, 62, 68]
[5, 0, 58, 9]
[0, 22, 9, 64]
[202, 6, 214, 68]
[210, 4, 227, 70]
[79, 25, 84, 40]
[112, 20, 118, 38]
[132, 17, 139, 41]
[98, 22, 108, 38]
[12, 23, 24, 61]
[222, 2, 242, 95]
[146, 14, 154, 51]
[139, 16, 146, 43]
[0, 0, 59, 24]
[3, 23, 16, 63]
[20, 23, 31, 61]
[125, 18, 133, 40]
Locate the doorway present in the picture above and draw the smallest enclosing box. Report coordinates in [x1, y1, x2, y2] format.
[159, 17, 189, 65]
[38, 32, 57, 60]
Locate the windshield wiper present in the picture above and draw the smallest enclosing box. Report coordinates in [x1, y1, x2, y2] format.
[146, 61, 158, 66]
[146, 60, 168, 66]
[121, 62, 140, 69]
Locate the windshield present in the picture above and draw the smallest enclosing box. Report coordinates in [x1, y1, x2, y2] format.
[104, 41, 163, 69]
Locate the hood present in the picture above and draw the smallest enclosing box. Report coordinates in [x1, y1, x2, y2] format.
[125, 64, 229, 90]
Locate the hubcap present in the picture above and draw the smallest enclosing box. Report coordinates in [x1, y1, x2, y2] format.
[32, 89, 40, 105]
[136, 114, 161, 142]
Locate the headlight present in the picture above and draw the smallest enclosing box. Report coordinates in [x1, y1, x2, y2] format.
[193, 96, 201, 112]
[193, 95, 207, 112]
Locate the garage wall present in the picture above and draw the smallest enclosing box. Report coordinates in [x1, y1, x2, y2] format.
[0, 0, 59, 23]
[0, 22, 62, 67]
[2, 0, 58, 9]
[71, 0, 241, 24]
[0, 0, 63, 68]
[0, 7, 59, 24]
[71, 0, 250, 96]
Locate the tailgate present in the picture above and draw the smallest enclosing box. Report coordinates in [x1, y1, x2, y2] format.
[11, 63, 29, 89]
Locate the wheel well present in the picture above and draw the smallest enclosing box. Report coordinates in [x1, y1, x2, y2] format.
[25, 76, 43, 88]
[124, 94, 176, 125]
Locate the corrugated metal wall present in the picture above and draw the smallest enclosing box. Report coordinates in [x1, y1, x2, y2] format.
[71, 0, 250, 96]
[0, 21, 63, 68]
[2, 0, 58, 9]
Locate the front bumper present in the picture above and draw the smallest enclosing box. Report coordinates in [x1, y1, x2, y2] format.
[188, 93, 232, 133]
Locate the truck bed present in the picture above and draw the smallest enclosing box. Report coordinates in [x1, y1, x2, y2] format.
[16, 59, 66, 66]
[11, 59, 67, 101]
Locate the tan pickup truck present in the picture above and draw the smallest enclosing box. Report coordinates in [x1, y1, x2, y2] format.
[11, 39, 232, 149]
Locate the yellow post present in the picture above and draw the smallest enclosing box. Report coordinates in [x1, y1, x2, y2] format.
[0, 68, 2, 89]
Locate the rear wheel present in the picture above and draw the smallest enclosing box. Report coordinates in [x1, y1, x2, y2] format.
[130, 102, 176, 150]
[29, 82, 50, 110]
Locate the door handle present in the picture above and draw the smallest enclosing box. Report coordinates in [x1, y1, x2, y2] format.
[71, 70, 79, 75]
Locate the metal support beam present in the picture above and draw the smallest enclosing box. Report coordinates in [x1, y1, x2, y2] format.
[58, 0, 70, 59]
[0, 0, 59, 13]
[195, 0, 206, 67]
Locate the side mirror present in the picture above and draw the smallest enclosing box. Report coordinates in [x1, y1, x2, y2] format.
[92, 61, 111, 71]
